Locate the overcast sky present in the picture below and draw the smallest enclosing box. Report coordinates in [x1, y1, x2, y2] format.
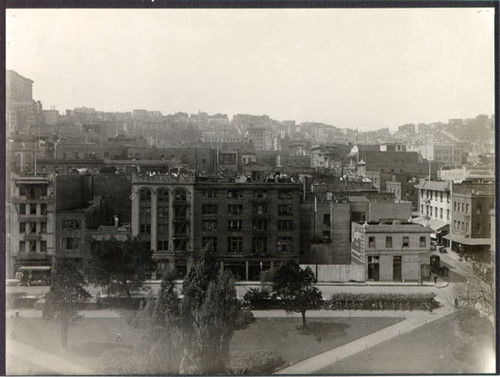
[6, 8, 495, 131]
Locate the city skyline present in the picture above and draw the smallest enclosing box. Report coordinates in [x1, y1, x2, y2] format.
[6, 8, 495, 131]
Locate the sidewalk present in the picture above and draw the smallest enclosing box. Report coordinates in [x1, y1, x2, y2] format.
[276, 309, 452, 374]
[6, 339, 95, 375]
[6, 308, 122, 319]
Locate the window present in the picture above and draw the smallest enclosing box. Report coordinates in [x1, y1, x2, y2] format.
[278, 204, 293, 215]
[454, 220, 457, 229]
[157, 240, 168, 251]
[466, 223, 469, 232]
[41, 241, 47, 252]
[402, 237, 409, 247]
[202, 204, 218, 215]
[278, 191, 293, 199]
[30, 204, 37, 215]
[278, 220, 294, 231]
[203, 190, 217, 199]
[19, 186, 26, 196]
[277, 237, 293, 253]
[440, 192, 443, 201]
[19, 223, 26, 233]
[477, 223, 482, 231]
[62, 219, 81, 231]
[440, 208, 443, 219]
[476, 204, 482, 215]
[252, 219, 268, 230]
[430, 207, 433, 217]
[447, 209, 449, 220]
[466, 204, 469, 214]
[202, 237, 217, 251]
[227, 237, 243, 253]
[227, 190, 243, 199]
[202, 220, 217, 231]
[252, 237, 267, 253]
[19, 204, 26, 215]
[461, 203, 465, 212]
[228, 204, 243, 215]
[323, 214, 331, 224]
[254, 190, 267, 199]
[253, 204, 268, 215]
[421, 204, 424, 214]
[419, 236, 426, 247]
[368, 237, 376, 248]
[19, 241, 25, 252]
[321, 230, 330, 241]
[41, 222, 47, 233]
[140, 224, 151, 233]
[228, 220, 243, 230]
[386, 236, 393, 248]
[453, 202, 457, 211]
[64, 238, 80, 250]
[173, 239, 186, 251]
[41, 204, 47, 215]
[461, 222, 464, 231]
[30, 241, 37, 253]
[174, 189, 187, 202]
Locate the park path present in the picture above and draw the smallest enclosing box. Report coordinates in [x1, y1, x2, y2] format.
[6, 338, 95, 375]
[275, 307, 453, 374]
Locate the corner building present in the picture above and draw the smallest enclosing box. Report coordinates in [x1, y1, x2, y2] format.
[131, 172, 301, 280]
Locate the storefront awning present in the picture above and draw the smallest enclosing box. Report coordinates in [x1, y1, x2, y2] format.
[18, 266, 51, 271]
[411, 217, 449, 232]
[442, 234, 491, 246]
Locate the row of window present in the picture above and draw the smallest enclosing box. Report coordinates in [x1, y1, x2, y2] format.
[19, 203, 48, 216]
[368, 236, 427, 248]
[139, 189, 188, 202]
[203, 190, 295, 200]
[453, 201, 482, 215]
[202, 236, 293, 253]
[19, 222, 47, 234]
[19, 240, 47, 253]
[453, 220, 486, 232]
[202, 204, 294, 216]
[18, 185, 48, 199]
[421, 190, 450, 202]
[421, 205, 449, 220]
[202, 219, 295, 231]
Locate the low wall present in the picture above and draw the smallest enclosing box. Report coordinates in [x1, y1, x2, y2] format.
[301, 264, 365, 282]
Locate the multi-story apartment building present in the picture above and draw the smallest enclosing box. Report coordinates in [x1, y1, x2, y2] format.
[6, 70, 38, 134]
[7, 174, 55, 280]
[445, 179, 495, 261]
[130, 172, 301, 280]
[413, 180, 452, 244]
[131, 172, 195, 278]
[247, 126, 273, 151]
[194, 181, 301, 280]
[351, 221, 432, 282]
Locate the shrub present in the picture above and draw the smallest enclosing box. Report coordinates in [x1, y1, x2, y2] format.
[243, 288, 270, 309]
[230, 350, 284, 374]
[325, 293, 440, 311]
[234, 309, 256, 330]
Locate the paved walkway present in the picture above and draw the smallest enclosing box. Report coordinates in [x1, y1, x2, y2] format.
[6, 339, 95, 375]
[276, 307, 453, 374]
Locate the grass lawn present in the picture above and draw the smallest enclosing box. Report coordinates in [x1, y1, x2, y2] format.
[7, 312, 403, 374]
[7, 312, 141, 373]
[318, 312, 495, 374]
[231, 316, 403, 369]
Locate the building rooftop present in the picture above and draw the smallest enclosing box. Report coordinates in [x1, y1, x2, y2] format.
[415, 180, 450, 191]
[354, 221, 433, 233]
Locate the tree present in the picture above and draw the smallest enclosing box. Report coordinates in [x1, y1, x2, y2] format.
[454, 262, 494, 322]
[130, 271, 183, 374]
[88, 237, 155, 297]
[44, 259, 91, 349]
[272, 261, 323, 328]
[180, 248, 241, 374]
